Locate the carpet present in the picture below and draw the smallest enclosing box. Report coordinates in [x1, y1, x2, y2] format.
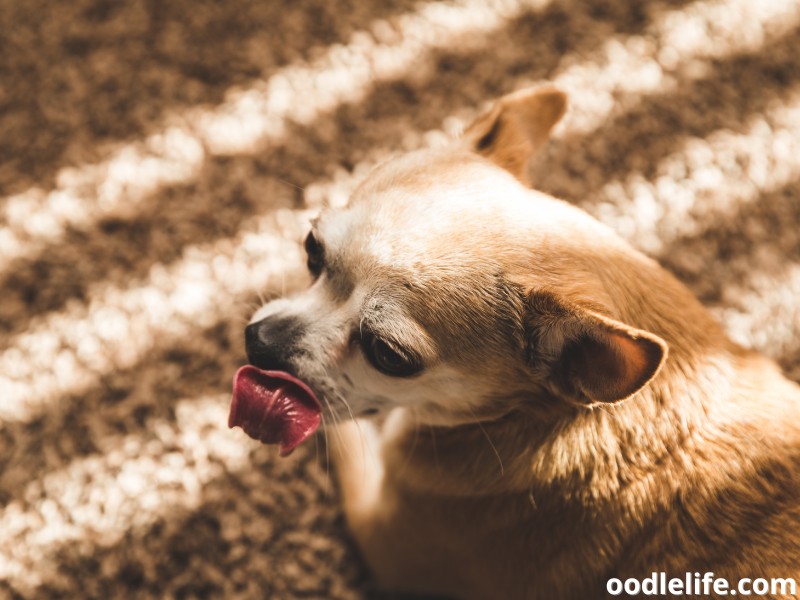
[1, 0, 799, 597]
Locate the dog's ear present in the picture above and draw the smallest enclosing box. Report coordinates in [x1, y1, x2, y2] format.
[525, 290, 667, 404]
[464, 86, 567, 184]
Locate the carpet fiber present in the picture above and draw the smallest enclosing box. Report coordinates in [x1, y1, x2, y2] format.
[2, 0, 799, 597]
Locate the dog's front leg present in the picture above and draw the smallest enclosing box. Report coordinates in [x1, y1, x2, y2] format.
[328, 418, 429, 593]
[327, 418, 385, 521]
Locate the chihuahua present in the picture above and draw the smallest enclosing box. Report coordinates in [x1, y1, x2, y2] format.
[229, 87, 800, 599]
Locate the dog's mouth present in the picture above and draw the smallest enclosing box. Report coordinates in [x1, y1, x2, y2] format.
[229, 366, 322, 456]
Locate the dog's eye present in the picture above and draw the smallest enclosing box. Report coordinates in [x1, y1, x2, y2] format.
[304, 231, 324, 276]
[364, 334, 421, 378]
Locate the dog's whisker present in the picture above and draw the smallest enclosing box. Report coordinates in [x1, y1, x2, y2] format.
[334, 390, 371, 486]
[321, 395, 341, 487]
[322, 421, 332, 497]
[316, 360, 369, 480]
[527, 486, 537, 511]
[233, 300, 262, 325]
[468, 406, 504, 478]
[313, 427, 331, 499]
[315, 355, 371, 487]
[399, 408, 423, 474]
[426, 420, 440, 472]
[314, 388, 338, 497]
[333, 389, 355, 421]
[256, 289, 267, 307]
[325, 393, 352, 464]
[275, 177, 305, 193]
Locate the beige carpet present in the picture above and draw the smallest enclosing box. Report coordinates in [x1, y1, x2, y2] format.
[2, 0, 800, 597]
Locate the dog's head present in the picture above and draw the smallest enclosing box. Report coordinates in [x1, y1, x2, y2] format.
[241, 87, 667, 436]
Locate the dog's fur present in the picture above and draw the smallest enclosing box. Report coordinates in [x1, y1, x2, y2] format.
[247, 87, 800, 599]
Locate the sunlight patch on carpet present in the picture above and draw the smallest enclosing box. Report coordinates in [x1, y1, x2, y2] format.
[590, 97, 800, 254]
[0, 0, 541, 275]
[0, 394, 252, 591]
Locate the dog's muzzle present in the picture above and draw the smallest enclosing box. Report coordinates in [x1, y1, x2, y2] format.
[245, 316, 306, 373]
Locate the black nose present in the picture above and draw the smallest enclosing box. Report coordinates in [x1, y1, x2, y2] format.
[245, 316, 305, 373]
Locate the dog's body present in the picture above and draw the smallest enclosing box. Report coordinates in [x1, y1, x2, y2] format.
[245, 88, 800, 599]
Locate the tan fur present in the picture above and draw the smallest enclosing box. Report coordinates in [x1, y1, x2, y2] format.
[464, 86, 567, 185]
[255, 86, 800, 599]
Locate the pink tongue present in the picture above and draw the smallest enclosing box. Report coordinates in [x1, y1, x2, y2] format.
[229, 366, 322, 456]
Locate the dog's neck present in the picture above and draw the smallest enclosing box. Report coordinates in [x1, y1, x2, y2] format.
[383, 351, 731, 502]
[383, 305, 788, 514]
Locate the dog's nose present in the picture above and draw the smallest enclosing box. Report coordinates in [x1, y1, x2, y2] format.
[245, 316, 305, 373]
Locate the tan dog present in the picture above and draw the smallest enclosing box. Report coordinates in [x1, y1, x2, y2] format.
[233, 87, 800, 599]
